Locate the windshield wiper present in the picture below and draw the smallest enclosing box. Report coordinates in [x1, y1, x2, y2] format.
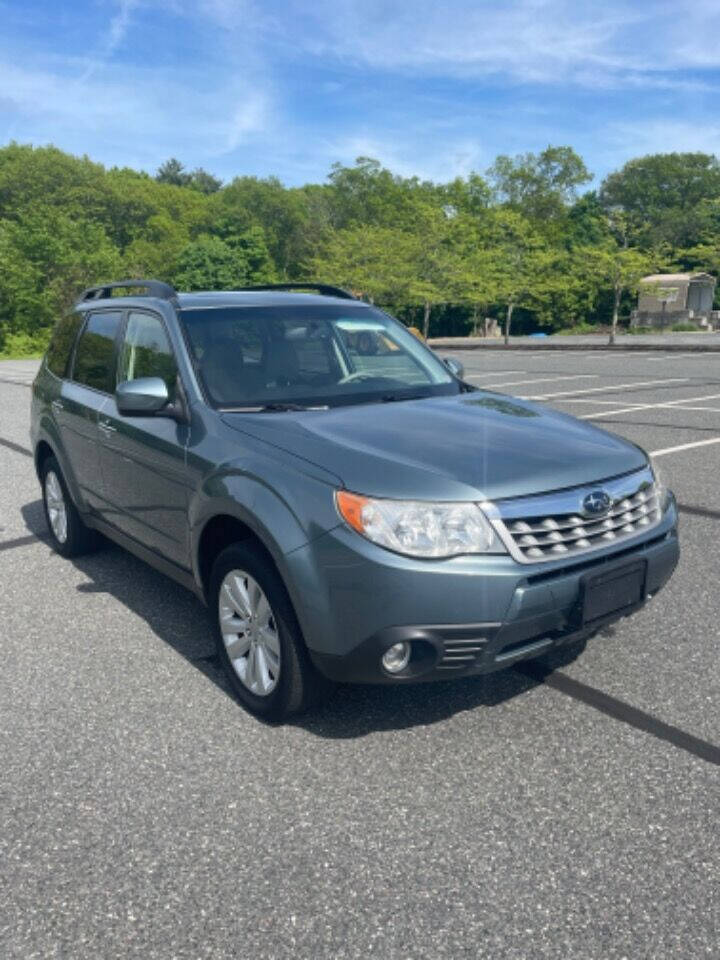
[380, 393, 428, 403]
[221, 402, 326, 413]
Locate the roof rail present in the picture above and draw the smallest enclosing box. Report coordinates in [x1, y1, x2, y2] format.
[77, 280, 178, 303]
[236, 283, 358, 301]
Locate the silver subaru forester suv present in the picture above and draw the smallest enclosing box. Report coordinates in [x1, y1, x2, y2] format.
[31, 280, 679, 720]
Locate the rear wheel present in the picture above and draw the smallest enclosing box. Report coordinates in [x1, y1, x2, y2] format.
[210, 542, 329, 721]
[41, 456, 100, 557]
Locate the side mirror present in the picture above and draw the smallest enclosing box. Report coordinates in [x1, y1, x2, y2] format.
[116, 377, 170, 415]
[442, 356, 465, 379]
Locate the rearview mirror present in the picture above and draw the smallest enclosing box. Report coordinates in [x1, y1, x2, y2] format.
[442, 356, 465, 379]
[116, 377, 170, 416]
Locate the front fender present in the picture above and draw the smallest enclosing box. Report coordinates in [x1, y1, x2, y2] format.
[188, 457, 342, 602]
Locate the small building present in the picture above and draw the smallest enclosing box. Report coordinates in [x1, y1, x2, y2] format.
[632, 273, 718, 328]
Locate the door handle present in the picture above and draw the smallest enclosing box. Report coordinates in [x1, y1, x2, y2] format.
[51, 399, 64, 412]
[98, 419, 117, 435]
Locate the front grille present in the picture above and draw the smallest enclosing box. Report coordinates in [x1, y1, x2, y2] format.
[489, 468, 662, 564]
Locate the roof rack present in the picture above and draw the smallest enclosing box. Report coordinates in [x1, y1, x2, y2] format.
[78, 280, 178, 303]
[236, 283, 357, 301]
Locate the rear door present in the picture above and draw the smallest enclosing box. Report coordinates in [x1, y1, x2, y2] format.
[97, 309, 191, 568]
[55, 310, 123, 512]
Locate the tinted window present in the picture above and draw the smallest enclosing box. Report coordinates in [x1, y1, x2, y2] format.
[46, 312, 83, 378]
[72, 312, 122, 392]
[118, 312, 177, 400]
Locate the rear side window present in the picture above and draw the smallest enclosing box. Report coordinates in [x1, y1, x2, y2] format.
[46, 312, 83, 378]
[72, 312, 123, 392]
[117, 311, 177, 400]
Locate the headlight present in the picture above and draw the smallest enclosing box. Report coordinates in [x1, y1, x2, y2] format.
[650, 461, 671, 511]
[335, 490, 502, 558]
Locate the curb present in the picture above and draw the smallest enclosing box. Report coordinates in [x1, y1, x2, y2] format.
[428, 340, 720, 353]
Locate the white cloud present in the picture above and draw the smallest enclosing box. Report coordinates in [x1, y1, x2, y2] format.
[607, 120, 720, 161]
[326, 133, 486, 183]
[108, 0, 139, 49]
[189, 0, 720, 91]
[78, 0, 141, 83]
[0, 56, 273, 170]
[3, 0, 720, 187]
[225, 92, 271, 151]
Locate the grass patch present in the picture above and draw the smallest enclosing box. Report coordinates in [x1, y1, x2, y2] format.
[555, 322, 604, 335]
[0, 331, 48, 360]
[626, 324, 709, 335]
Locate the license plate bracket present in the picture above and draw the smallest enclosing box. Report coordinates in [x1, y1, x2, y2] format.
[580, 559, 647, 626]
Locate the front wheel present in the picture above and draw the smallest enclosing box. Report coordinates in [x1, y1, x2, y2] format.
[210, 543, 329, 721]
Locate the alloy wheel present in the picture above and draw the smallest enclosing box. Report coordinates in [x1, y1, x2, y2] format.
[219, 569, 281, 696]
[45, 470, 68, 544]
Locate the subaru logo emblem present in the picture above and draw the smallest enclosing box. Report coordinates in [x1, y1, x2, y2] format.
[582, 490, 612, 516]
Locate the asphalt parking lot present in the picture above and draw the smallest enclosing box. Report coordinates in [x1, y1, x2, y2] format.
[1, 352, 718, 959]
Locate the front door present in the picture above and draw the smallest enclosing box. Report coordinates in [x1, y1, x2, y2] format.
[97, 310, 191, 568]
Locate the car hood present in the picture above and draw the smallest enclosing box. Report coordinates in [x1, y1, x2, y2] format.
[221, 392, 648, 501]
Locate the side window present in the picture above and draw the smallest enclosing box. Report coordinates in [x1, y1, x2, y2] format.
[71, 312, 123, 392]
[118, 312, 177, 400]
[46, 311, 83, 378]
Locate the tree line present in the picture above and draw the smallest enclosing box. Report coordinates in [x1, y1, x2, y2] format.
[2, 142, 720, 354]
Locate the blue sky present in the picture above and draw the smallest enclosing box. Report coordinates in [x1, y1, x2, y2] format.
[2, 0, 720, 188]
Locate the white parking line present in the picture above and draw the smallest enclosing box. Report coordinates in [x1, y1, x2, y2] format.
[471, 374, 597, 388]
[553, 398, 649, 406]
[521, 378, 689, 400]
[646, 354, 695, 362]
[651, 405, 720, 413]
[465, 370, 526, 379]
[579, 392, 720, 419]
[650, 438, 720, 457]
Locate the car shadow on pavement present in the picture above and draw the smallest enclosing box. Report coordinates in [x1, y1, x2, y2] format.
[21, 498, 587, 738]
[294, 640, 589, 739]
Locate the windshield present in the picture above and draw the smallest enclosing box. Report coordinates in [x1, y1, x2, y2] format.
[179, 304, 458, 409]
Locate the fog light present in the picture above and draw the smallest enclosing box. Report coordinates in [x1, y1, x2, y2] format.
[382, 641, 411, 674]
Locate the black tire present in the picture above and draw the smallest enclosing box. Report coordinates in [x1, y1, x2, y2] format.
[41, 456, 100, 558]
[210, 542, 330, 721]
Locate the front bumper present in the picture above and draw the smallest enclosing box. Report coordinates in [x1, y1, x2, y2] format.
[285, 499, 679, 684]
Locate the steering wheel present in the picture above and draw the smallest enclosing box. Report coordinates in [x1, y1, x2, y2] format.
[338, 371, 381, 385]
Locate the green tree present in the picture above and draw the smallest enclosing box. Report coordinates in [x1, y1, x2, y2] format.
[155, 158, 191, 187]
[188, 168, 223, 195]
[172, 228, 276, 291]
[407, 208, 465, 338]
[0, 143, 112, 221]
[326, 157, 439, 230]
[2, 139, 719, 354]
[103, 168, 207, 267]
[310, 225, 417, 303]
[600, 152, 720, 219]
[480, 209, 556, 343]
[225, 226, 277, 284]
[582, 241, 651, 344]
[487, 146, 592, 222]
[208, 176, 310, 277]
[172, 236, 245, 290]
[600, 153, 720, 248]
[437, 174, 492, 217]
[0, 207, 122, 348]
